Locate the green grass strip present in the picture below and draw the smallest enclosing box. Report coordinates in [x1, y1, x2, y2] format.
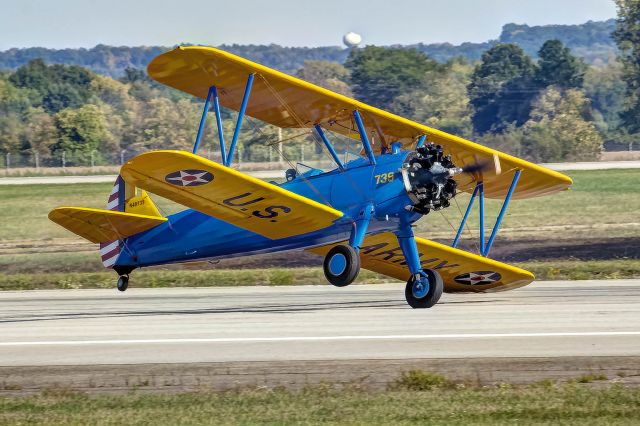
[1, 259, 640, 291]
[1, 381, 639, 425]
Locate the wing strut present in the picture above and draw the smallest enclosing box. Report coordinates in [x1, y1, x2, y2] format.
[192, 86, 227, 164]
[193, 86, 213, 155]
[353, 110, 376, 165]
[226, 73, 255, 167]
[192, 74, 254, 167]
[484, 169, 521, 255]
[212, 86, 227, 165]
[452, 169, 522, 257]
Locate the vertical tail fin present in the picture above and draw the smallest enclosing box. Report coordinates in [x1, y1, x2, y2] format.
[99, 176, 163, 268]
[99, 176, 125, 268]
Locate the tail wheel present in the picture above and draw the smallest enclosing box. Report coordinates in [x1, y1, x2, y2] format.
[405, 269, 443, 308]
[117, 275, 129, 292]
[323, 245, 360, 287]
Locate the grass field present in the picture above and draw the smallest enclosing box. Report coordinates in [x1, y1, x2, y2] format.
[1, 378, 639, 425]
[1, 169, 639, 243]
[1, 169, 639, 287]
[420, 168, 640, 240]
[1, 260, 639, 291]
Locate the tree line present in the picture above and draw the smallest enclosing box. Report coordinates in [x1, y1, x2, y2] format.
[0, 2, 637, 167]
[0, 19, 616, 77]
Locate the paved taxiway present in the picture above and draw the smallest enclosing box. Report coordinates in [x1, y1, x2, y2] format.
[1, 280, 639, 367]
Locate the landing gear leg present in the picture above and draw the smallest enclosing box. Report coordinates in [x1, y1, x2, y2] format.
[117, 275, 129, 292]
[396, 218, 443, 309]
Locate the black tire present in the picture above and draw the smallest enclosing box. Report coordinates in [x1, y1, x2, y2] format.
[117, 275, 129, 292]
[404, 269, 443, 308]
[323, 245, 360, 287]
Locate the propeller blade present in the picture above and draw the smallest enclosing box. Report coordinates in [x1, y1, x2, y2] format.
[461, 161, 492, 174]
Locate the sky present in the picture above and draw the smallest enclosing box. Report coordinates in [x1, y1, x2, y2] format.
[0, 0, 617, 50]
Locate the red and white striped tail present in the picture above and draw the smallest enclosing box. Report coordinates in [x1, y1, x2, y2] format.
[99, 176, 124, 268]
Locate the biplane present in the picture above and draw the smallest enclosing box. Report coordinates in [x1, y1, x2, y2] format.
[49, 46, 572, 308]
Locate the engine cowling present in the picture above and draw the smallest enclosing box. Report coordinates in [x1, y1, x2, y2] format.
[400, 143, 461, 215]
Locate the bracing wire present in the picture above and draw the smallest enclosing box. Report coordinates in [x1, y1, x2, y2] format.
[243, 114, 335, 207]
[452, 192, 481, 254]
[256, 74, 374, 207]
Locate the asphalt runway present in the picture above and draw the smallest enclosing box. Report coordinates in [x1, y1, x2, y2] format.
[1, 280, 639, 367]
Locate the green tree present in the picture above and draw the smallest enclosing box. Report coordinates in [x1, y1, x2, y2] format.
[345, 46, 439, 108]
[393, 60, 473, 137]
[0, 78, 32, 115]
[522, 87, 602, 161]
[25, 108, 57, 160]
[613, 0, 640, 133]
[0, 114, 23, 155]
[0, 78, 32, 156]
[535, 39, 586, 89]
[468, 44, 537, 134]
[295, 61, 352, 96]
[90, 75, 139, 153]
[583, 62, 627, 135]
[476, 124, 526, 157]
[54, 105, 110, 162]
[9, 59, 94, 114]
[91, 75, 136, 111]
[127, 98, 203, 152]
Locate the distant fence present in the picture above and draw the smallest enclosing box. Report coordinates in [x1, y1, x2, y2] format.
[1, 151, 132, 170]
[0, 142, 338, 170]
[0, 148, 340, 177]
[3, 145, 638, 176]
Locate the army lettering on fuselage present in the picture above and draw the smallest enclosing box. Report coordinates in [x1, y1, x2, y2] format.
[360, 241, 460, 270]
[222, 192, 292, 223]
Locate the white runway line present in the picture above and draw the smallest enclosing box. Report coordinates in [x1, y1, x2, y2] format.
[2, 331, 640, 346]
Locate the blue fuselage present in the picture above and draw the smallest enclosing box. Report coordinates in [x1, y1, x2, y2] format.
[116, 151, 421, 268]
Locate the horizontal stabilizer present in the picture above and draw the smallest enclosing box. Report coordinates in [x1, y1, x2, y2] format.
[49, 207, 168, 244]
[120, 150, 343, 240]
[309, 232, 534, 292]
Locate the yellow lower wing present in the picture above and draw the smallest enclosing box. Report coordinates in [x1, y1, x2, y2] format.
[49, 207, 168, 244]
[309, 232, 534, 292]
[120, 150, 343, 240]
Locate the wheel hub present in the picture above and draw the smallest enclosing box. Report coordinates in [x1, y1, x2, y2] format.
[328, 253, 347, 276]
[412, 275, 430, 299]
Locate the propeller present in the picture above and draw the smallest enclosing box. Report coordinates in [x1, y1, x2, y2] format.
[461, 161, 491, 174]
[460, 154, 502, 175]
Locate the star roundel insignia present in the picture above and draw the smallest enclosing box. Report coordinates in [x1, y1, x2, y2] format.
[165, 169, 214, 187]
[454, 271, 502, 286]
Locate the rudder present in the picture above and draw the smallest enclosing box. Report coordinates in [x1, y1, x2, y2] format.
[100, 176, 162, 268]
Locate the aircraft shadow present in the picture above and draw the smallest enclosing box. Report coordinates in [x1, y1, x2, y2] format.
[0, 298, 498, 324]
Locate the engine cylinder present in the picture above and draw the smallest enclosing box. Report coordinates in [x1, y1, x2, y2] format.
[401, 143, 459, 215]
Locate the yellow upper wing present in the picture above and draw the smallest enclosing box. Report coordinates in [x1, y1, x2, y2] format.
[309, 232, 534, 293]
[120, 150, 343, 240]
[147, 46, 572, 199]
[49, 207, 168, 244]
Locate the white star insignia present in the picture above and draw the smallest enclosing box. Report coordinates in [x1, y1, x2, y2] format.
[167, 171, 210, 186]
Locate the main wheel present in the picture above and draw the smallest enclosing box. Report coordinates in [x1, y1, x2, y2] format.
[405, 269, 443, 308]
[323, 245, 360, 287]
[117, 275, 129, 292]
